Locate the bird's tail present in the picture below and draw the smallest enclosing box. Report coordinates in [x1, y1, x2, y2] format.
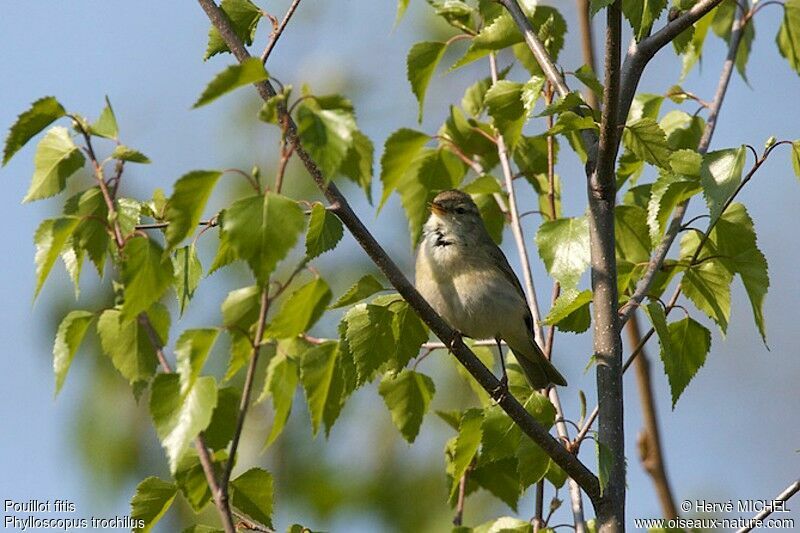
[510, 344, 567, 390]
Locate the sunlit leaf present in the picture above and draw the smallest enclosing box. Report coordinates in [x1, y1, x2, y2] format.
[407, 41, 448, 122]
[165, 170, 222, 249]
[231, 468, 273, 528]
[130, 477, 177, 533]
[24, 127, 85, 202]
[3, 96, 65, 165]
[193, 58, 268, 108]
[305, 203, 343, 259]
[53, 310, 95, 395]
[535, 216, 591, 289]
[379, 369, 435, 443]
[120, 237, 174, 321]
[150, 373, 218, 472]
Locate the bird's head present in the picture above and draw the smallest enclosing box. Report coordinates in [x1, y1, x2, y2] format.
[429, 189, 481, 220]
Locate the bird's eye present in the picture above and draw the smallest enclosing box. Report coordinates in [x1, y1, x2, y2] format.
[454, 207, 466, 215]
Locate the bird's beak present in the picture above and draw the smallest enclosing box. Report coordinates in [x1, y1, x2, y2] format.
[429, 202, 445, 216]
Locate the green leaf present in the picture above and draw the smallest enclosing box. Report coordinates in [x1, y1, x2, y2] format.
[63, 187, 109, 275]
[622, 0, 667, 41]
[597, 440, 614, 496]
[517, 436, 550, 488]
[4, 96, 66, 165]
[295, 95, 357, 181]
[661, 110, 705, 151]
[684, 203, 769, 343]
[679, 252, 733, 334]
[129, 477, 177, 533]
[204, 387, 240, 451]
[590, 0, 615, 17]
[462, 175, 502, 195]
[205, 0, 262, 60]
[647, 171, 701, 242]
[407, 41, 448, 122]
[53, 310, 95, 395]
[395, 0, 410, 25]
[379, 128, 429, 209]
[454, 8, 565, 70]
[225, 330, 255, 383]
[384, 298, 428, 371]
[231, 468, 274, 528]
[546, 111, 597, 135]
[97, 304, 170, 383]
[120, 237, 175, 321]
[536, 91, 585, 118]
[700, 146, 746, 223]
[445, 409, 483, 496]
[791, 141, 800, 179]
[221, 193, 305, 284]
[164, 170, 222, 249]
[23, 127, 85, 202]
[193, 57, 268, 108]
[265, 277, 332, 338]
[440, 106, 499, 170]
[305, 203, 343, 259]
[544, 289, 592, 333]
[34, 217, 81, 298]
[339, 129, 374, 202]
[462, 75, 492, 117]
[573, 64, 604, 100]
[259, 351, 299, 445]
[623, 118, 672, 169]
[679, 8, 714, 78]
[535, 216, 591, 289]
[176, 329, 220, 394]
[150, 373, 218, 472]
[661, 317, 711, 407]
[485, 80, 527, 149]
[173, 245, 203, 315]
[379, 369, 435, 443]
[111, 145, 150, 163]
[344, 304, 395, 383]
[628, 93, 665, 123]
[222, 285, 261, 328]
[777, 0, 800, 75]
[331, 275, 384, 308]
[299, 341, 343, 436]
[669, 149, 703, 177]
[615, 205, 652, 264]
[91, 96, 118, 139]
[116, 197, 143, 238]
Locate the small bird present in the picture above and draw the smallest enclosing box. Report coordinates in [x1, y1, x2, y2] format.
[415, 189, 567, 390]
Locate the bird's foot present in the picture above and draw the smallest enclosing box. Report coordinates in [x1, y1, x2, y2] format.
[448, 330, 464, 353]
[491, 374, 509, 404]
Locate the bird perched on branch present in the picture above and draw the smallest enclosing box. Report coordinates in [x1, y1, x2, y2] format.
[415, 189, 567, 391]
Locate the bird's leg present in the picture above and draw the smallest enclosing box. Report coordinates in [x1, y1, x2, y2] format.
[493, 336, 509, 401]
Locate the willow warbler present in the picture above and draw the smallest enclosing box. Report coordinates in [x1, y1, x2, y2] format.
[415, 189, 567, 390]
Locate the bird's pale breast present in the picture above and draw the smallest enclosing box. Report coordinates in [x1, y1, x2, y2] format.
[416, 237, 528, 341]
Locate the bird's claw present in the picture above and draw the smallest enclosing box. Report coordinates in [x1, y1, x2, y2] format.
[491, 375, 509, 404]
[448, 330, 464, 352]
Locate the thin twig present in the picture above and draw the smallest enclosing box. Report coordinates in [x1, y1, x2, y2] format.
[196, 0, 602, 505]
[220, 286, 270, 501]
[260, 0, 303, 64]
[453, 470, 469, 526]
[628, 313, 678, 519]
[736, 479, 800, 533]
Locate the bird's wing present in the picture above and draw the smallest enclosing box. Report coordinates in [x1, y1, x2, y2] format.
[486, 243, 528, 304]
